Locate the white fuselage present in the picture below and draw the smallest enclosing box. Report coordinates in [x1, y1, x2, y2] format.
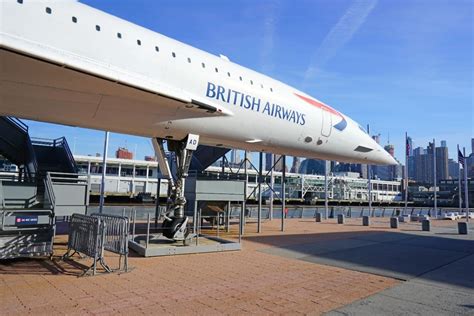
[0, 0, 397, 165]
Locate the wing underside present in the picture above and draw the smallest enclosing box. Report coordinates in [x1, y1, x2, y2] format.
[0, 45, 231, 137]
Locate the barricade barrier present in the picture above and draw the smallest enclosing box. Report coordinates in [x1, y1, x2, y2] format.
[62, 213, 129, 276]
[63, 214, 106, 276]
[91, 213, 129, 273]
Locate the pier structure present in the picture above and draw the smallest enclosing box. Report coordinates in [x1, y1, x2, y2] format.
[74, 155, 402, 203]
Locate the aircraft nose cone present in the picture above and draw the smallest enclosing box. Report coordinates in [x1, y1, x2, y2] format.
[378, 150, 398, 165]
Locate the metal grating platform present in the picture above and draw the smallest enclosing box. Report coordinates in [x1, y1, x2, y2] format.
[128, 234, 241, 257]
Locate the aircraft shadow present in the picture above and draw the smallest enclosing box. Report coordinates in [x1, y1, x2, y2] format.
[247, 230, 474, 289]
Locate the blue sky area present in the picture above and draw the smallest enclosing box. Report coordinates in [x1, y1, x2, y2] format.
[25, 0, 473, 163]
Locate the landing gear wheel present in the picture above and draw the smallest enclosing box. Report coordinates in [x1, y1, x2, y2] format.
[162, 217, 187, 239]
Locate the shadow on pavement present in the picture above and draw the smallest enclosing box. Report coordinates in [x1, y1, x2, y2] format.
[248, 230, 474, 289]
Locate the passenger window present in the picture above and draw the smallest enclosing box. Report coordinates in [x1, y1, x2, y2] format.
[250, 80, 253, 85]
[239, 76, 243, 81]
[172, 52, 176, 58]
[215, 68, 219, 73]
[201, 63, 206, 68]
[260, 84, 264, 88]
[72, 16, 77, 23]
[17, 0, 23, 3]
[155, 46, 159, 52]
[117, 32, 122, 39]
[46, 7, 52, 14]
[187, 57, 191, 63]
[227, 72, 231, 77]
[137, 39, 141, 46]
[96, 25, 101, 31]
[270, 87, 273, 92]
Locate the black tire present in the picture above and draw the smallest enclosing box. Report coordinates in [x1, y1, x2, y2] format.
[162, 217, 182, 239]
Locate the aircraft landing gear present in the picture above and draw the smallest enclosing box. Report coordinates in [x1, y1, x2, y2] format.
[152, 134, 199, 242]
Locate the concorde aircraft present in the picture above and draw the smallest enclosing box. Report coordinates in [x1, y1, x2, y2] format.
[0, 0, 397, 239]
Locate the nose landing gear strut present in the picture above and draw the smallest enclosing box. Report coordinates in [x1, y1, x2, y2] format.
[152, 134, 199, 242]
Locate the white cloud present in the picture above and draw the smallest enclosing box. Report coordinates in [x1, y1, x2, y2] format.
[260, 1, 282, 74]
[303, 0, 378, 84]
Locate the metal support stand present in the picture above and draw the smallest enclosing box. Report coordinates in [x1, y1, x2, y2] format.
[269, 154, 274, 220]
[99, 131, 109, 213]
[257, 152, 263, 233]
[433, 138, 438, 219]
[324, 160, 329, 220]
[243, 151, 248, 235]
[281, 155, 286, 231]
[155, 177, 161, 228]
[227, 201, 231, 233]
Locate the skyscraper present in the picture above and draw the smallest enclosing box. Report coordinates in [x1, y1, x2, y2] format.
[407, 137, 413, 156]
[384, 144, 395, 157]
[441, 140, 447, 148]
[435, 146, 449, 181]
[290, 157, 301, 173]
[265, 153, 285, 172]
[408, 156, 416, 179]
[471, 138, 474, 155]
[448, 159, 459, 179]
[230, 149, 240, 164]
[299, 159, 325, 175]
[413, 144, 433, 184]
[372, 134, 381, 144]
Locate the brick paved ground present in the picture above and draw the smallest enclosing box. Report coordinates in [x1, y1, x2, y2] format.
[4, 216, 453, 315]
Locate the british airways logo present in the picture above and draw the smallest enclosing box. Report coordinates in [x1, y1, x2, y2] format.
[206, 82, 306, 126]
[294, 93, 347, 131]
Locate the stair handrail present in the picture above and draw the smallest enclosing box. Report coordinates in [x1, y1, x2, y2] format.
[57, 137, 78, 172]
[1, 117, 38, 180]
[26, 134, 39, 180]
[4, 116, 28, 133]
[44, 172, 56, 210]
[30, 137, 56, 146]
[30, 137, 78, 173]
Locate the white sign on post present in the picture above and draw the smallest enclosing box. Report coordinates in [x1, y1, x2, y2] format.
[185, 134, 199, 151]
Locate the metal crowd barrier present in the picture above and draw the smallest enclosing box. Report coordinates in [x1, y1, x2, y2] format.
[91, 213, 129, 273]
[62, 213, 129, 276]
[63, 214, 106, 276]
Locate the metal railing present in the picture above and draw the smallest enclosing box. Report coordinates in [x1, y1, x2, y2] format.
[91, 213, 129, 273]
[31, 137, 78, 173]
[62, 213, 129, 276]
[44, 172, 56, 209]
[5, 116, 28, 133]
[63, 214, 106, 276]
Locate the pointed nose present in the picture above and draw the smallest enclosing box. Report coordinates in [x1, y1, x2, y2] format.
[363, 134, 399, 165]
[376, 149, 398, 165]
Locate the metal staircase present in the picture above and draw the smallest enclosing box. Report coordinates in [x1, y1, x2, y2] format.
[0, 117, 87, 259]
[0, 117, 38, 180]
[32, 137, 77, 175]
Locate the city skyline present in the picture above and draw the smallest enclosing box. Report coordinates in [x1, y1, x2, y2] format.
[21, 0, 473, 165]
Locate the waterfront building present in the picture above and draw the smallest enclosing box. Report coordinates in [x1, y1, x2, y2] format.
[115, 147, 133, 160]
[74, 155, 402, 203]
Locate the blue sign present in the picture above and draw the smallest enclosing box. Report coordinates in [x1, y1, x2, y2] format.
[15, 215, 38, 226]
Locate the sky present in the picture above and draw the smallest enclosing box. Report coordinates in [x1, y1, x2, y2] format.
[24, 0, 473, 163]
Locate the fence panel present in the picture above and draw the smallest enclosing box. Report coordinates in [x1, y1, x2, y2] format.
[63, 213, 104, 275]
[91, 213, 129, 272]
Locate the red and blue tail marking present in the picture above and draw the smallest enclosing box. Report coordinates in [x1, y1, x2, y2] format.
[294, 93, 347, 131]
